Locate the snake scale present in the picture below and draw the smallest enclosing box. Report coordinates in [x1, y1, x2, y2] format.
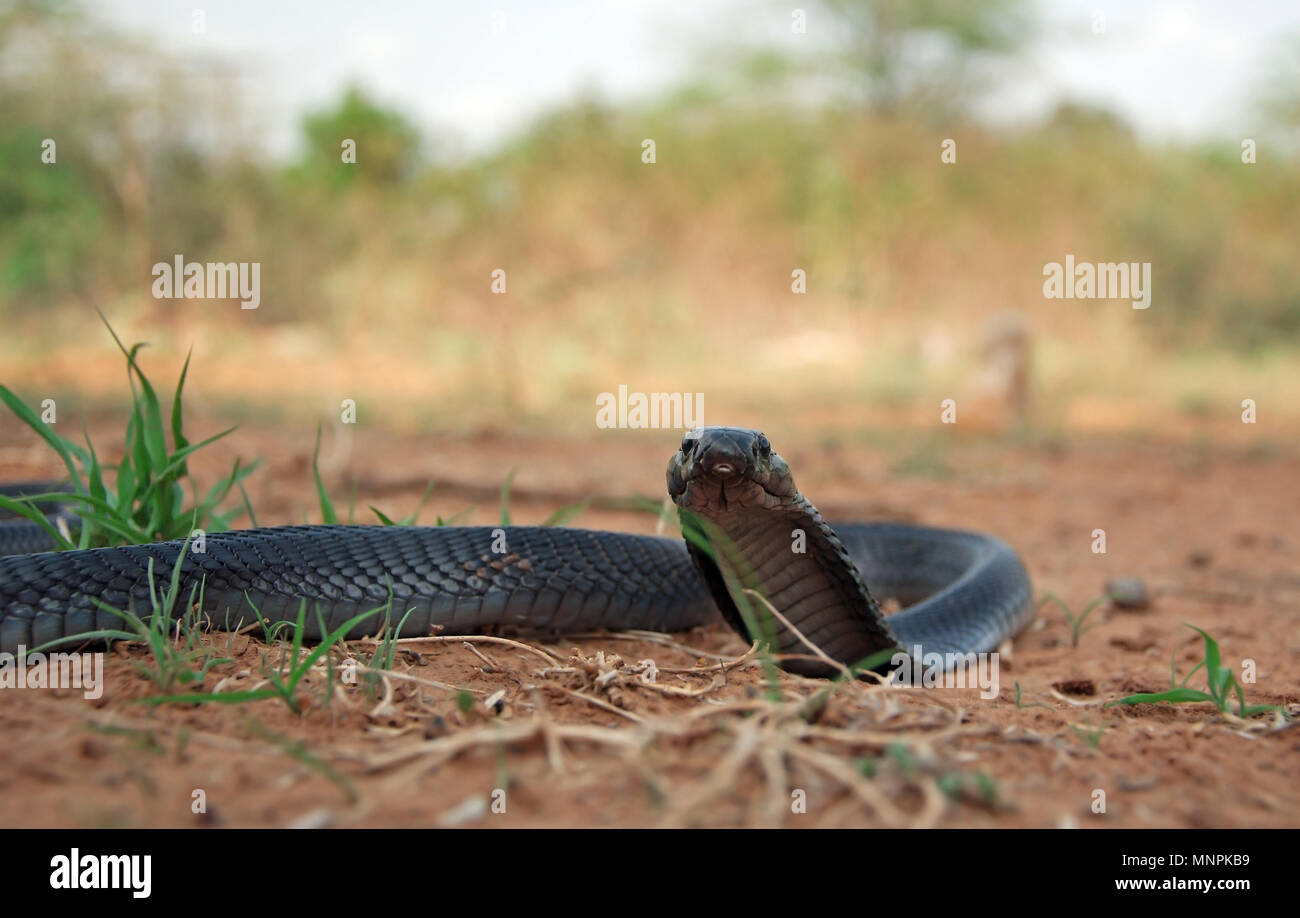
[0, 427, 1034, 676]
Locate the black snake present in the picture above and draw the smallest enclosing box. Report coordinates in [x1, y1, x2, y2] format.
[0, 427, 1034, 675]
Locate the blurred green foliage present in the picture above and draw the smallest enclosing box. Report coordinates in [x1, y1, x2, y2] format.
[816, 0, 1036, 113]
[1, 0, 1298, 353]
[295, 86, 421, 190]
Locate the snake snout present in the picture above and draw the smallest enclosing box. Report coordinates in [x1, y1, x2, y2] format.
[698, 445, 748, 480]
[669, 426, 789, 507]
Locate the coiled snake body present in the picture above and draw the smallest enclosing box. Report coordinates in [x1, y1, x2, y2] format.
[0, 428, 1034, 675]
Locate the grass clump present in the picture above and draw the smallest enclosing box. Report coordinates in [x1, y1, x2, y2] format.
[1068, 717, 1109, 749]
[1012, 681, 1052, 712]
[311, 439, 586, 528]
[155, 597, 384, 714]
[31, 534, 231, 692]
[0, 313, 256, 549]
[1108, 625, 1285, 718]
[1037, 592, 1106, 648]
[30, 535, 383, 713]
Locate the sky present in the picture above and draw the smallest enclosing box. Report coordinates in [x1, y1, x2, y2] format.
[96, 0, 1300, 157]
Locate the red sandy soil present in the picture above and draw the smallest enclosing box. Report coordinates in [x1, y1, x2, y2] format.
[0, 422, 1296, 828]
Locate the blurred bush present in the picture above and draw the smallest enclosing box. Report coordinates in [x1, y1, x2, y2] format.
[1, 0, 1298, 360]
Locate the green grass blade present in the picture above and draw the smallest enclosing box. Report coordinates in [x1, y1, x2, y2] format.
[82, 428, 109, 508]
[30, 627, 144, 652]
[237, 477, 259, 528]
[398, 479, 437, 525]
[125, 343, 169, 476]
[192, 456, 259, 532]
[1187, 625, 1230, 702]
[1107, 688, 1215, 707]
[127, 394, 153, 503]
[498, 468, 517, 526]
[312, 425, 339, 525]
[0, 496, 75, 550]
[131, 425, 239, 511]
[1179, 659, 1206, 689]
[284, 607, 384, 695]
[0, 384, 88, 481]
[170, 348, 193, 470]
[290, 599, 307, 661]
[116, 449, 138, 514]
[22, 491, 147, 543]
[10, 491, 146, 544]
[436, 507, 475, 527]
[542, 498, 591, 527]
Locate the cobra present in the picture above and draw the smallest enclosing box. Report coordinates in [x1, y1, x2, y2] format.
[0, 427, 1034, 676]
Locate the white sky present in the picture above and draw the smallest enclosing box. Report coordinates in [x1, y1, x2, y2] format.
[96, 0, 1300, 157]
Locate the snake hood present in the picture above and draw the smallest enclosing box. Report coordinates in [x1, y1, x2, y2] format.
[667, 426, 904, 675]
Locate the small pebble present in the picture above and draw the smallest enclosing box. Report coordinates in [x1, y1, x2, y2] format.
[282, 807, 334, 830]
[483, 689, 506, 714]
[1118, 774, 1160, 792]
[437, 796, 487, 827]
[1105, 577, 1150, 610]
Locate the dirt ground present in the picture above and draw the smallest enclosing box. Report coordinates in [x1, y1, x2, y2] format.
[0, 422, 1296, 828]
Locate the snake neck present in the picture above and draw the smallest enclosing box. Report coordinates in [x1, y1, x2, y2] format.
[681, 492, 899, 677]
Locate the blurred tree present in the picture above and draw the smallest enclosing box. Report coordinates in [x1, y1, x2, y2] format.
[297, 86, 422, 190]
[816, 0, 1035, 114]
[1255, 34, 1300, 147]
[1044, 101, 1136, 143]
[0, 0, 256, 312]
[0, 0, 117, 302]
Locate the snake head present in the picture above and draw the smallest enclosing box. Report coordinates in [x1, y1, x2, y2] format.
[667, 426, 797, 510]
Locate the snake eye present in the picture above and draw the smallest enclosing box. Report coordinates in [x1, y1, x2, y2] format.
[756, 434, 771, 457]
